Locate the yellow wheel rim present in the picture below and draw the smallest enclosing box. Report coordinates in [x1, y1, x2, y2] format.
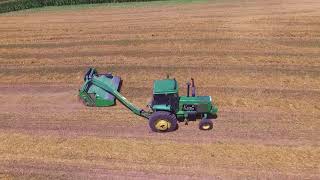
[155, 119, 171, 131]
[202, 124, 211, 130]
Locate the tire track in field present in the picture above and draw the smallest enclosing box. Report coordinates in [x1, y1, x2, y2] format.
[0, 160, 208, 179]
[1, 64, 320, 76]
[1, 50, 319, 59]
[1, 110, 318, 146]
[1, 84, 319, 145]
[1, 38, 320, 49]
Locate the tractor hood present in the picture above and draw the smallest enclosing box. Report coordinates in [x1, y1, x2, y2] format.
[179, 96, 212, 103]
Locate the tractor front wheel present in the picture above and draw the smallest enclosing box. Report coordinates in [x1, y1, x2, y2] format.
[149, 111, 177, 132]
[199, 118, 213, 130]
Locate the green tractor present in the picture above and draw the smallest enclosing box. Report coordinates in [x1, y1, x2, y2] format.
[79, 68, 218, 132]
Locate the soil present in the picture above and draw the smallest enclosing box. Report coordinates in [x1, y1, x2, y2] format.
[0, 0, 319, 179]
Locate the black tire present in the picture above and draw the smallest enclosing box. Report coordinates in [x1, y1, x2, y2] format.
[149, 111, 177, 132]
[199, 118, 213, 130]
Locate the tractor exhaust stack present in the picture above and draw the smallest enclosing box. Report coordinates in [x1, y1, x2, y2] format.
[186, 82, 191, 97]
[191, 78, 196, 97]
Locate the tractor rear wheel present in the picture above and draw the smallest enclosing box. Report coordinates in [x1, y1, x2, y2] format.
[199, 118, 213, 130]
[149, 111, 177, 132]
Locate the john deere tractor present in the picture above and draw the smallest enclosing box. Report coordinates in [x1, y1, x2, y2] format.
[79, 68, 218, 132]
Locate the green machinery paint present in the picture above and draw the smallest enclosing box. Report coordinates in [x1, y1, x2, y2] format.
[79, 68, 218, 132]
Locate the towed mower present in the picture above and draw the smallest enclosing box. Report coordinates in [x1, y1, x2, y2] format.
[79, 68, 218, 132]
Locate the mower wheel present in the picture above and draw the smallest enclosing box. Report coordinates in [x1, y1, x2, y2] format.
[199, 118, 213, 130]
[79, 95, 88, 106]
[149, 111, 177, 132]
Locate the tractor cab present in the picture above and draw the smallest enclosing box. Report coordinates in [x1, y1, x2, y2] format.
[151, 79, 179, 112]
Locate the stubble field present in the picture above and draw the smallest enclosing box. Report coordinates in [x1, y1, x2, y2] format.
[0, 0, 319, 179]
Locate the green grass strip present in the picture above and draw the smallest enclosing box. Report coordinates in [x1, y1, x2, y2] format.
[0, 0, 166, 13]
